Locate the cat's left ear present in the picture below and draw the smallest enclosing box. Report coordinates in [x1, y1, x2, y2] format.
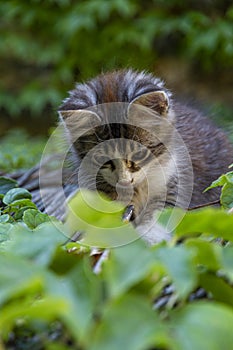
[58, 109, 101, 140]
[130, 91, 169, 116]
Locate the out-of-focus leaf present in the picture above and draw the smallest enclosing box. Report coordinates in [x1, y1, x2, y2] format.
[0, 223, 13, 244]
[65, 190, 139, 248]
[0, 253, 43, 305]
[58, 259, 102, 344]
[175, 208, 233, 241]
[221, 246, 233, 283]
[2, 222, 66, 266]
[170, 302, 233, 350]
[199, 273, 233, 307]
[0, 297, 67, 337]
[155, 245, 197, 299]
[90, 294, 169, 350]
[103, 239, 160, 298]
[185, 239, 221, 271]
[0, 214, 13, 224]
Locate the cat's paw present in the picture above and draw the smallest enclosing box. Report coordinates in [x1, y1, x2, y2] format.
[136, 222, 170, 245]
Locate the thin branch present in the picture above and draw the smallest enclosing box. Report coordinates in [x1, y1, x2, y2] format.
[188, 199, 220, 211]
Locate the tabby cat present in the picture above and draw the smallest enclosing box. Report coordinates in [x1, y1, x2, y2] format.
[42, 69, 233, 244]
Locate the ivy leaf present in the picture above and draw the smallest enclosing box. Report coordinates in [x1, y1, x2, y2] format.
[65, 190, 139, 248]
[103, 239, 159, 298]
[3, 188, 32, 205]
[154, 245, 197, 299]
[205, 172, 233, 191]
[0, 177, 18, 195]
[0, 214, 13, 224]
[170, 302, 233, 350]
[221, 246, 233, 283]
[175, 208, 233, 241]
[90, 294, 168, 350]
[0, 223, 13, 244]
[185, 239, 222, 271]
[8, 198, 36, 208]
[23, 208, 53, 229]
[205, 172, 233, 209]
[2, 222, 66, 266]
[199, 273, 233, 307]
[221, 182, 233, 209]
[0, 253, 44, 305]
[0, 296, 67, 338]
[14, 205, 38, 220]
[55, 259, 102, 344]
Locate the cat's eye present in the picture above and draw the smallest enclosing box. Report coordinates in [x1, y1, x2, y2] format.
[101, 160, 115, 170]
[125, 160, 140, 172]
[132, 163, 141, 171]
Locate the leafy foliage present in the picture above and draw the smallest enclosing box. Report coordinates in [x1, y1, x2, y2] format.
[0, 172, 233, 349]
[205, 170, 233, 209]
[1, 0, 233, 118]
[0, 129, 46, 172]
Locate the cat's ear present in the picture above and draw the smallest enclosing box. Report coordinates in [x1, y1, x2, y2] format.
[130, 91, 169, 116]
[59, 109, 101, 140]
[59, 109, 100, 124]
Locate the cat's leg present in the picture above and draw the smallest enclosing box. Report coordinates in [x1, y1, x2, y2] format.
[136, 221, 171, 245]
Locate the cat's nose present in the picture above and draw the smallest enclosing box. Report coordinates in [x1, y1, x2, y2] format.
[117, 179, 132, 187]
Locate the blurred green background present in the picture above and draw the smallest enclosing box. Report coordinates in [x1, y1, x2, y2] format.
[0, 0, 233, 170]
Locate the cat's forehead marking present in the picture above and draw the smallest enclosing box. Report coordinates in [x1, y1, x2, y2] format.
[59, 69, 170, 111]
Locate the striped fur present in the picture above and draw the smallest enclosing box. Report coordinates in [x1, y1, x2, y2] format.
[23, 69, 233, 245]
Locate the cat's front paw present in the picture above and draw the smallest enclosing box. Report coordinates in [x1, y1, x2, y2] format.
[136, 222, 170, 245]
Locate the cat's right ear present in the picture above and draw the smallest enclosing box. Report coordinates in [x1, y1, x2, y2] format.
[59, 109, 101, 140]
[130, 90, 170, 116]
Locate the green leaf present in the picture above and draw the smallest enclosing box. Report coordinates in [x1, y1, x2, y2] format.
[205, 172, 233, 209]
[185, 239, 221, 271]
[0, 177, 18, 195]
[155, 245, 197, 298]
[2, 222, 66, 266]
[0, 253, 44, 305]
[0, 296, 67, 337]
[221, 246, 233, 283]
[220, 182, 233, 209]
[58, 259, 102, 344]
[90, 294, 168, 350]
[65, 190, 139, 248]
[3, 188, 32, 205]
[175, 208, 233, 241]
[103, 239, 159, 298]
[8, 198, 37, 208]
[199, 273, 233, 307]
[0, 214, 12, 224]
[14, 205, 38, 220]
[212, 172, 233, 188]
[170, 302, 233, 350]
[204, 173, 230, 191]
[0, 223, 13, 244]
[23, 208, 53, 229]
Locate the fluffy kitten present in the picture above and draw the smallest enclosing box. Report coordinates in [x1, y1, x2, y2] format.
[39, 69, 232, 244]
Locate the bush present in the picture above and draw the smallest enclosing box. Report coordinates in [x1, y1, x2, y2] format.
[0, 129, 46, 172]
[1, 0, 233, 118]
[0, 173, 233, 349]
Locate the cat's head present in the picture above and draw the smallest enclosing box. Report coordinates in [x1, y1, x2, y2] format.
[58, 70, 175, 202]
